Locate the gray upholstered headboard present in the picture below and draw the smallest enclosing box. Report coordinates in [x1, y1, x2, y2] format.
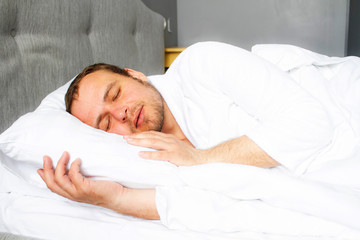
[0, 0, 165, 134]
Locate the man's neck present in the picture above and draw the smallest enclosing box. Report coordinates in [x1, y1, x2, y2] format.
[161, 101, 193, 147]
[161, 101, 181, 136]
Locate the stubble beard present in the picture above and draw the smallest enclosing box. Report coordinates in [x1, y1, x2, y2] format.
[129, 81, 165, 133]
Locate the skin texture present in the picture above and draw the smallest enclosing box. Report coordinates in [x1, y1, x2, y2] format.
[38, 152, 160, 220]
[70, 69, 165, 135]
[38, 68, 279, 220]
[125, 132, 279, 168]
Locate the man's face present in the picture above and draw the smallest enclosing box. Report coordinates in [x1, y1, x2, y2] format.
[71, 70, 164, 135]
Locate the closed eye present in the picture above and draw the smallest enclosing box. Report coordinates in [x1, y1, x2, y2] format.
[105, 116, 111, 131]
[113, 88, 120, 101]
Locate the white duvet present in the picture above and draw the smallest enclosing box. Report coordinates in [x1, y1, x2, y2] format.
[1, 43, 360, 240]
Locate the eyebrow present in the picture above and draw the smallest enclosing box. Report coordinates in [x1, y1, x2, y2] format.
[95, 81, 116, 128]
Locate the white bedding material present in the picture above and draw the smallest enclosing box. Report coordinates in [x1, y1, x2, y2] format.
[156, 163, 360, 234]
[1, 160, 360, 240]
[252, 44, 360, 137]
[1, 42, 360, 239]
[150, 42, 334, 174]
[0, 81, 181, 190]
[252, 44, 360, 174]
[153, 42, 360, 237]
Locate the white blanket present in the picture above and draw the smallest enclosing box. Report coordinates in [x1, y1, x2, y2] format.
[157, 163, 360, 235]
[1, 43, 360, 240]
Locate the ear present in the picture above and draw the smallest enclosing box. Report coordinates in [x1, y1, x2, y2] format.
[124, 68, 147, 82]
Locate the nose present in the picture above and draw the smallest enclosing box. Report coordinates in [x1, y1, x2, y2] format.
[111, 105, 128, 123]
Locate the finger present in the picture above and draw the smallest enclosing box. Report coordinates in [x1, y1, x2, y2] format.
[126, 137, 172, 150]
[40, 155, 74, 199]
[68, 158, 87, 192]
[138, 150, 173, 162]
[43, 155, 54, 170]
[53, 152, 81, 194]
[53, 152, 76, 192]
[41, 155, 55, 180]
[54, 151, 70, 180]
[37, 169, 45, 181]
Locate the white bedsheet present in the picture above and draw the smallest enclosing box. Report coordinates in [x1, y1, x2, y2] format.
[157, 163, 360, 236]
[1, 160, 359, 240]
[1, 44, 360, 240]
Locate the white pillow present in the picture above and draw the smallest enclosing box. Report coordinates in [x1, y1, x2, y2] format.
[0, 79, 181, 189]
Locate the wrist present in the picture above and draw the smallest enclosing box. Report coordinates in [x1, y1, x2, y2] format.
[99, 184, 128, 211]
[109, 186, 131, 213]
[112, 187, 160, 220]
[197, 148, 212, 164]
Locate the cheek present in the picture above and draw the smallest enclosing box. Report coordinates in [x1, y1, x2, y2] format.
[119, 91, 140, 105]
[108, 123, 132, 136]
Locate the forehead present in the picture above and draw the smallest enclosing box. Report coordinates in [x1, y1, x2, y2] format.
[76, 69, 133, 101]
[80, 70, 124, 89]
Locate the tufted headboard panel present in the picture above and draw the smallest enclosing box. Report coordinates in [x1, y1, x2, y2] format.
[0, 0, 165, 133]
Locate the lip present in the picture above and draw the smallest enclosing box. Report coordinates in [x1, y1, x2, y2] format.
[133, 105, 144, 129]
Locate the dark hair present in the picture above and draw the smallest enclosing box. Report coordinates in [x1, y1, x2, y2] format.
[65, 63, 130, 113]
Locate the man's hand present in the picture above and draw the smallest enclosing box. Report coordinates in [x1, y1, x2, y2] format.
[38, 151, 159, 220]
[38, 151, 125, 207]
[125, 132, 279, 168]
[124, 131, 206, 166]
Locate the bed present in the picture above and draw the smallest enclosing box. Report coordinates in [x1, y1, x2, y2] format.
[0, 0, 164, 239]
[1, 1, 360, 240]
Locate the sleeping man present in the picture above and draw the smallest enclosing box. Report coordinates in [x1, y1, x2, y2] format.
[38, 41, 336, 220]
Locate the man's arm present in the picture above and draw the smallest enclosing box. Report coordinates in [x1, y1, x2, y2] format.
[203, 135, 279, 168]
[38, 152, 159, 220]
[125, 131, 279, 168]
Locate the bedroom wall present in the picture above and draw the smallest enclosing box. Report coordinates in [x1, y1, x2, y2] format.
[347, 0, 360, 56]
[141, 0, 178, 47]
[177, 0, 349, 57]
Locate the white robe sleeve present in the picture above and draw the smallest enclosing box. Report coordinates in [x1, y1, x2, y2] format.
[170, 42, 334, 172]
